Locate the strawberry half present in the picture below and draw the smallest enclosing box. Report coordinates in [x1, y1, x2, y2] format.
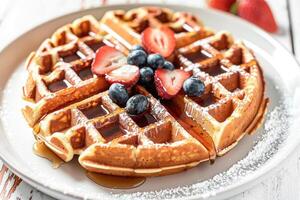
[238, 0, 278, 33]
[91, 45, 126, 76]
[142, 26, 176, 58]
[105, 65, 140, 88]
[154, 69, 190, 99]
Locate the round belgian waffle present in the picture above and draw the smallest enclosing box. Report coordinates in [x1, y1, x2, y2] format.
[22, 7, 268, 177]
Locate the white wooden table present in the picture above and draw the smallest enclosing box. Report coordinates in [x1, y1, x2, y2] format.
[0, 0, 300, 199]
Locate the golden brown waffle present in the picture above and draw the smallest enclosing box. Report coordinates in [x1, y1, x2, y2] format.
[37, 85, 209, 176]
[23, 15, 110, 127]
[23, 7, 268, 177]
[100, 7, 214, 50]
[175, 33, 268, 154]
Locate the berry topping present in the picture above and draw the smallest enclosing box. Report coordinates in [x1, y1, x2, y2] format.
[154, 69, 190, 99]
[139, 67, 154, 85]
[147, 53, 165, 70]
[142, 26, 176, 57]
[183, 77, 205, 97]
[162, 61, 175, 70]
[108, 83, 129, 107]
[105, 64, 140, 88]
[91, 45, 126, 76]
[126, 94, 149, 115]
[127, 50, 147, 66]
[131, 45, 146, 52]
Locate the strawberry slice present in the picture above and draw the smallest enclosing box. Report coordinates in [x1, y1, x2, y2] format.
[154, 69, 190, 99]
[142, 26, 176, 57]
[105, 65, 140, 88]
[91, 45, 126, 76]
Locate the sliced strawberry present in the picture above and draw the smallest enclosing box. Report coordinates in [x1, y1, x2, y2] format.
[238, 0, 278, 33]
[91, 45, 126, 76]
[154, 69, 190, 99]
[105, 65, 140, 88]
[142, 26, 176, 57]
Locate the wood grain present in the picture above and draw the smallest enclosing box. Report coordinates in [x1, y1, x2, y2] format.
[0, 165, 22, 200]
[0, 0, 299, 199]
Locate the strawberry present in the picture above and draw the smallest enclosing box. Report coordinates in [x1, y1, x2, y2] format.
[105, 65, 140, 88]
[208, 0, 236, 12]
[141, 26, 176, 58]
[154, 69, 190, 99]
[237, 0, 278, 33]
[91, 45, 126, 76]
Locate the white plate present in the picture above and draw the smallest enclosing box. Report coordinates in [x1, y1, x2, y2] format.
[1, 4, 300, 200]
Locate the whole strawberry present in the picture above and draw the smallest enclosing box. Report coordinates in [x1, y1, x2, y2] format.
[237, 0, 278, 33]
[208, 0, 236, 12]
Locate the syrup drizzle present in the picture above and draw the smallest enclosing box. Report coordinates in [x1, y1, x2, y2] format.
[33, 141, 64, 168]
[86, 172, 146, 189]
[33, 142, 146, 189]
[130, 112, 157, 128]
[47, 80, 69, 92]
[161, 97, 217, 162]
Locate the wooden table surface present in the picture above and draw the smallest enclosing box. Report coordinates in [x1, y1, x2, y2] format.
[0, 0, 300, 199]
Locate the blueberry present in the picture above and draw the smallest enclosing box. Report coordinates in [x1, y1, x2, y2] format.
[131, 45, 145, 52]
[162, 61, 175, 70]
[183, 77, 205, 97]
[147, 54, 165, 70]
[126, 94, 149, 115]
[127, 50, 147, 66]
[139, 67, 154, 85]
[108, 83, 129, 107]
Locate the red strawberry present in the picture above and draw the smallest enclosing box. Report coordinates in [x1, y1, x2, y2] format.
[208, 0, 236, 12]
[238, 0, 278, 33]
[105, 65, 140, 88]
[91, 45, 126, 76]
[141, 26, 176, 58]
[154, 69, 190, 99]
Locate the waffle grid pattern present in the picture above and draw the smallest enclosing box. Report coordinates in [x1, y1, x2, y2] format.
[23, 7, 267, 176]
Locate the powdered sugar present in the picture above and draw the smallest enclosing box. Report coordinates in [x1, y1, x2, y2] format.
[113, 103, 290, 200]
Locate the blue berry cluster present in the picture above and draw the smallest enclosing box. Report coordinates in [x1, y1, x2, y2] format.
[127, 45, 175, 86]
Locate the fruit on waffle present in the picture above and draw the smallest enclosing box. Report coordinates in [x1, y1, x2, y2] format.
[22, 7, 268, 177]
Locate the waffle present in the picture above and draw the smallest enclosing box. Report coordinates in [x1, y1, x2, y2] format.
[100, 7, 214, 50]
[23, 7, 268, 177]
[23, 15, 112, 127]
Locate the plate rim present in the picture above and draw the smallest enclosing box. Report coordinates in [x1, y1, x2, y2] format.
[0, 3, 300, 200]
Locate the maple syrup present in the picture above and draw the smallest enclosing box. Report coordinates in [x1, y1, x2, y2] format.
[86, 172, 146, 189]
[191, 92, 219, 107]
[80, 104, 109, 119]
[47, 80, 70, 92]
[87, 41, 105, 52]
[61, 51, 80, 63]
[97, 121, 126, 142]
[161, 98, 216, 161]
[184, 50, 211, 63]
[77, 68, 94, 80]
[33, 142, 64, 168]
[130, 112, 157, 127]
[202, 64, 227, 77]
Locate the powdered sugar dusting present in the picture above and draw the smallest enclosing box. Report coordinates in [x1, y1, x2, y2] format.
[113, 103, 289, 200]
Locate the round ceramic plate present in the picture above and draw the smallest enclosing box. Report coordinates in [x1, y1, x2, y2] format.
[1, 4, 300, 200]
